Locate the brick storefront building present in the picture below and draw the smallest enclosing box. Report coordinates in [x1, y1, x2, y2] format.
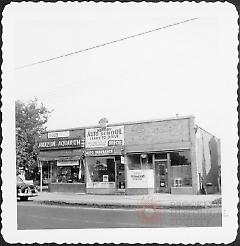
[37, 115, 221, 195]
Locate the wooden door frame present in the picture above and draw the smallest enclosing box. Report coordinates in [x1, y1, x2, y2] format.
[154, 158, 170, 193]
[115, 156, 125, 190]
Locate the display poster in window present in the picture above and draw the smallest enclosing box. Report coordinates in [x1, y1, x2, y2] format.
[127, 169, 154, 188]
[103, 175, 108, 182]
[85, 126, 124, 148]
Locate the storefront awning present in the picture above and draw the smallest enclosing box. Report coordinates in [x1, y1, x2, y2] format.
[38, 156, 81, 161]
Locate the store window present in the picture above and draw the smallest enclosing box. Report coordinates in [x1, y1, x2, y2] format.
[170, 151, 191, 166]
[51, 160, 85, 183]
[169, 151, 192, 187]
[128, 153, 153, 170]
[88, 157, 115, 182]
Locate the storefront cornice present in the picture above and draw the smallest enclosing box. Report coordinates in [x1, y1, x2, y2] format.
[41, 115, 195, 134]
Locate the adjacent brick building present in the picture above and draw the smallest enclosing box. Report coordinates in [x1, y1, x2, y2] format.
[37, 115, 221, 195]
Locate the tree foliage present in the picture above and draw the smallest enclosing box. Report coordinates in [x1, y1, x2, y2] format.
[16, 98, 52, 179]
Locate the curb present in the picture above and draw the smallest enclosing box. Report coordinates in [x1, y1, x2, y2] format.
[34, 200, 222, 210]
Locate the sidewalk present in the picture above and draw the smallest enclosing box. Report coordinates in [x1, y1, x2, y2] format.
[33, 192, 222, 209]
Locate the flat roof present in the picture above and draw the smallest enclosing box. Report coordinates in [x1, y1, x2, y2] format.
[43, 115, 195, 134]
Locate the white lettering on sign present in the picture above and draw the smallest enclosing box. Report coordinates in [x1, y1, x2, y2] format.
[85, 149, 120, 156]
[86, 126, 124, 148]
[48, 131, 70, 139]
[38, 138, 82, 149]
[57, 139, 81, 147]
[38, 141, 56, 148]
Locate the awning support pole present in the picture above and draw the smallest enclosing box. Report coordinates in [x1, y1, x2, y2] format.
[40, 161, 43, 192]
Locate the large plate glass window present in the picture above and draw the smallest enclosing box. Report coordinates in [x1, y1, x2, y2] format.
[170, 151, 192, 187]
[128, 153, 153, 170]
[87, 157, 115, 182]
[51, 160, 85, 183]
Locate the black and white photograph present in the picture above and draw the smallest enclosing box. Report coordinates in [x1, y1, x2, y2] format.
[1, 2, 238, 244]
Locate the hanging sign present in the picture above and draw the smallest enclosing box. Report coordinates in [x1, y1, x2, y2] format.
[57, 160, 79, 166]
[85, 126, 124, 148]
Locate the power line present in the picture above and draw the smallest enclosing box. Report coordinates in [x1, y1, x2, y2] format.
[15, 17, 199, 70]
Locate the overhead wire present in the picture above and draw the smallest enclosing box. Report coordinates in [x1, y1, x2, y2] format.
[15, 17, 199, 70]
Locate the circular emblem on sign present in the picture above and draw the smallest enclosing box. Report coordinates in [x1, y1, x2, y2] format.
[98, 118, 108, 128]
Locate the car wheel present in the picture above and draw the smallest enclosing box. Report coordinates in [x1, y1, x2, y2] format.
[20, 196, 29, 201]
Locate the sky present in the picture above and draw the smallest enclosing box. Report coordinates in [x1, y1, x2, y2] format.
[10, 3, 236, 134]
[5, 2, 237, 155]
[2, 2, 238, 243]
[8, 2, 237, 165]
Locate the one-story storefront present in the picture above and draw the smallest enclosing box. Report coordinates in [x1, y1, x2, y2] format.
[37, 115, 221, 195]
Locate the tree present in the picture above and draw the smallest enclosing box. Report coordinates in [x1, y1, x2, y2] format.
[15, 98, 52, 180]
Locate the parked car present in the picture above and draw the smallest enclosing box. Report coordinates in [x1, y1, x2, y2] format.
[16, 175, 38, 201]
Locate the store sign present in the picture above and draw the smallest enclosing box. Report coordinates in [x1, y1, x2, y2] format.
[127, 170, 154, 189]
[85, 148, 122, 156]
[57, 160, 79, 166]
[85, 126, 124, 148]
[48, 131, 70, 138]
[38, 138, 82, 149]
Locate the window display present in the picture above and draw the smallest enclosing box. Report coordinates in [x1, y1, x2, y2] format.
[87, 157, 115, 182]
[169, 151, 192, 187]
[128, 153, 153, 170]
[51, 160, 85, 183]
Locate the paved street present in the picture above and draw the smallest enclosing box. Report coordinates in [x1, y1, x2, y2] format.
[17, 200, 222, 229]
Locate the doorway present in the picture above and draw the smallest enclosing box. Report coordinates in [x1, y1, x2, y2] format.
[155, 160, 169, 193]
[115, 156, 125, 190]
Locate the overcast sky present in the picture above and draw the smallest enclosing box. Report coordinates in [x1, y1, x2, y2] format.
[4, 2, 238, 168]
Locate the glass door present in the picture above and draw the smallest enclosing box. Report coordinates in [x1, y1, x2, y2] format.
[155, 160, 169, 193]
[115, 156, 125, 190]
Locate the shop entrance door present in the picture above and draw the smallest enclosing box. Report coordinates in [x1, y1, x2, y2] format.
[115, 157, 125, 190]
[155, 160, 169, 193]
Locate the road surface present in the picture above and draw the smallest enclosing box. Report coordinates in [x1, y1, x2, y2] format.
[17, 201, 222, 229]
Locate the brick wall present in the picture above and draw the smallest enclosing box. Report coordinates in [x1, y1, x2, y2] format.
[125, 117, 192, 152]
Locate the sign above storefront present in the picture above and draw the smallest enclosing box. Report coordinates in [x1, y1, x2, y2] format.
[85, 125, 124, 148]
[57, 160, 79, 166]
[38, 138, 83, 150]
[85, 148, 122, 157]
[48, 131, 70, 139]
